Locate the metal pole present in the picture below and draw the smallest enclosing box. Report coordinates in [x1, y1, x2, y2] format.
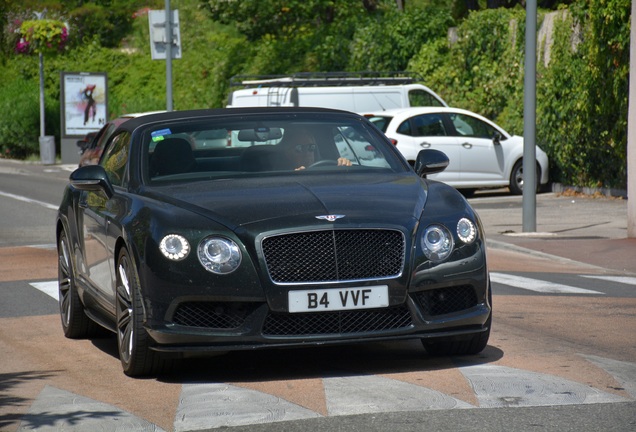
[165, 0, 173, 111]
[522, 0, 537, 232]
[39, 52, 45, 137]
[627, 0, 636, 237]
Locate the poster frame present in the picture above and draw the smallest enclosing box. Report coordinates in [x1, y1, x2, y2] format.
[60, 72, 108, 138]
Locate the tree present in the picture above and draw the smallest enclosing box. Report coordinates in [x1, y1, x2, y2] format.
[199, 0, 394, 41]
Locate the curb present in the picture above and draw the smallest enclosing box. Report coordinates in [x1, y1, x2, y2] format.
[551, 183, 628, 199]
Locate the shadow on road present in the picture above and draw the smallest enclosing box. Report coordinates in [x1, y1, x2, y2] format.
[156, 340, 504, 384]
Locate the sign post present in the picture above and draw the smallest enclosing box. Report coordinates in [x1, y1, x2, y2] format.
[148, 3, 181, 112]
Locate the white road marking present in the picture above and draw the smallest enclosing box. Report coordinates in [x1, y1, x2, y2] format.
[29, 281, 59, 301]
[17, 385, 165, 432]
[582, 354, 636, 398]
[0, 190, 58, 210]
[16, 357, 636, 431]
[323, 374, 473, 415]
[580, 275, 636, 286]
[174, 383, 320, 431]
[459, 364, 629, 408]
[490, 272, 604, 295]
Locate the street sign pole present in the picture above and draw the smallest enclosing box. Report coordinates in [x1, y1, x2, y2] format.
[523, 0, 537, 232]
[149, 5, 180, 111]
[165, 0, 173, 111]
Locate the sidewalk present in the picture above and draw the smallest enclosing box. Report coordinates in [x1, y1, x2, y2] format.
[471, 190, 636, 275]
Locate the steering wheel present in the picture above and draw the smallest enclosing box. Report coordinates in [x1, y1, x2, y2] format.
[306, 159, 338, 169]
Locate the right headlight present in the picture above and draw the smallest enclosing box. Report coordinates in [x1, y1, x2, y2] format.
[421, 224, 453, 262]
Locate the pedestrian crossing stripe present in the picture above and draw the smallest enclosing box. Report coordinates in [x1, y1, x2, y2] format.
[30, 281, 59, 301]
[580, 275, 636, 286]
[490, 272, 604, 295]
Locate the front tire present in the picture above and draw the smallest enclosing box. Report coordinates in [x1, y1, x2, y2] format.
[116, 247, 171, 376]
[58, 230, 102, 338]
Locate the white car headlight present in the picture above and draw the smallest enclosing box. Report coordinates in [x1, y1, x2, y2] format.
[457, 218, 477, 244]
[198, 236, 241, 274]
[159, 234, 190, 261]
[422, 224, 453, 262]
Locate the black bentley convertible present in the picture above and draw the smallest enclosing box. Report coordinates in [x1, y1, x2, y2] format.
[56, 107, 491, 376]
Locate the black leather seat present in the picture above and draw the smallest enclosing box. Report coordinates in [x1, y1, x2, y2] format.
[240, 145, 279, 172]
[150, 138, 196, 177]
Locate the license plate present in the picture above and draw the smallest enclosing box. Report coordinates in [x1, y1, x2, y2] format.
[288, 285, 389, 313]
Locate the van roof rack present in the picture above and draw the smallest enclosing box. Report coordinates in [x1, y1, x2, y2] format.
[230, 71, 423, 88]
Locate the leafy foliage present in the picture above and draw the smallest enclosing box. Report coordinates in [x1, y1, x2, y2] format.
[0, 71, 60, 158]
[199, 0, 377, 41]
[411, 3, 629, 188]
[536, 0, 630, 188]
[18, 19, 68, 55]
[348, 5, 454, 71]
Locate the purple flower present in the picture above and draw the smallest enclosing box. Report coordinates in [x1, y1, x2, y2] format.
[15, 37, 29, 54]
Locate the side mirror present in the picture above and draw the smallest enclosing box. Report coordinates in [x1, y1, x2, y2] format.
[414, 149, 449, 178]
[76, 132, 96, 153]
[70, 165, 115, 199]
[492, 131, 502, 145]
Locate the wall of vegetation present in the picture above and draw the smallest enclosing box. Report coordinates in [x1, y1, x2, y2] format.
[0, 0, 630, 189]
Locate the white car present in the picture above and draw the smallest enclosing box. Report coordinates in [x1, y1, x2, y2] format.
[363, 107, 549, 195]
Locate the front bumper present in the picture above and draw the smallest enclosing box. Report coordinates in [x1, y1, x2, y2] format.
[145, 281, 491, 354]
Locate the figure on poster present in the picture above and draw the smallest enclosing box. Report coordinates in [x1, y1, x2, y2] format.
[81, 84, 97, 125]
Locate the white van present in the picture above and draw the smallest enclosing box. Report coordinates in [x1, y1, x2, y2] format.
[226, 72, 448, 112]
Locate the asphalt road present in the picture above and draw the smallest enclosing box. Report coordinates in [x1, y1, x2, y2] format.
[0, 159, 634, 432]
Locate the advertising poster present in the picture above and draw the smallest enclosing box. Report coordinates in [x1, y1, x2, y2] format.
[61, 72, 107, 137]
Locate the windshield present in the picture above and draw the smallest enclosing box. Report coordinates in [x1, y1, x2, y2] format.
[142, 114, 406, 184]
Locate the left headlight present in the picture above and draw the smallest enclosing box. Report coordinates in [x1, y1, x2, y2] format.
[159, 234, 190, 261]
[421, 218, 478, 263]
[197, 236, 241, 274]
[422, 224, 453, 262]
[457, 218, 477, 244]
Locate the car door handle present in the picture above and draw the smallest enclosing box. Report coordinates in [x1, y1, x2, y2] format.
[419, 142, 432, 148]
[462, 142, 473, 149]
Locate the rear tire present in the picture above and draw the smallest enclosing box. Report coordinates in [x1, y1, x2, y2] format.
[57, 230, 102, 338]
[509, 159, 540, 195]
[116, 247, 172, 377]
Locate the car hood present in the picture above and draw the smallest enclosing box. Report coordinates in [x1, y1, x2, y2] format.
[144, 173, 427, 232]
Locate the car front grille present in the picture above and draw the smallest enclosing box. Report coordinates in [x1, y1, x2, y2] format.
[262, 305, 412, 336]
[261, 229, 405, 283]
[414, 285, 478, 316]
[172, 302, 260, 329]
